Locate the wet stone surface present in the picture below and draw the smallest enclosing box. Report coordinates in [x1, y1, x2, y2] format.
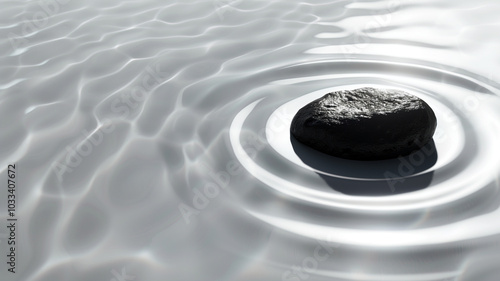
[290, 87, 437, 160]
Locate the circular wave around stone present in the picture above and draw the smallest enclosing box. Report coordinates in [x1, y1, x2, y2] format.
[228, 59, 500, 245]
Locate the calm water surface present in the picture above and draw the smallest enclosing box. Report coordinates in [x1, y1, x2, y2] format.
[1, 0, 500, 280]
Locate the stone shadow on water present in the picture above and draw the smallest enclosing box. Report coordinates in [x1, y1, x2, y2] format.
[291, 136, 438, 196]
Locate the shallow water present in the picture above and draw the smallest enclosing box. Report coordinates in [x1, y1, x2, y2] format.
[2, 0, 500, 280]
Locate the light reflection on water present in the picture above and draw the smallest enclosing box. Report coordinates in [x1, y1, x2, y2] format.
[2, 0, 500, 280]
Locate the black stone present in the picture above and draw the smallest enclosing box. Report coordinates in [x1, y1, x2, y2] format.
[290, 87, 437, 160]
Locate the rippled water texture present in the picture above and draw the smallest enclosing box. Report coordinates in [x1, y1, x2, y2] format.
[2, 0, 500, 280]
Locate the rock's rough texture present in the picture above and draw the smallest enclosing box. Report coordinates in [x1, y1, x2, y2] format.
[290, 87, 437, 160]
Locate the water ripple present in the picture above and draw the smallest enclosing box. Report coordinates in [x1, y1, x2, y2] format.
[3, 0, 500, 280]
